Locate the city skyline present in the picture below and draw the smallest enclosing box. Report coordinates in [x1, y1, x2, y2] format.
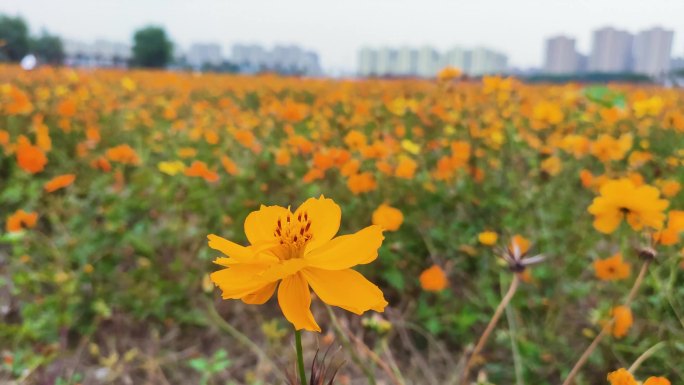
[2, 0, 684, 74]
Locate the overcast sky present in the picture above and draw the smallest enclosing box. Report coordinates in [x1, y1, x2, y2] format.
[2, 0, 683, 73]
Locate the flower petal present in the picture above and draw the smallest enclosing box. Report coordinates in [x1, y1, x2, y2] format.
[242, 282, 277, 305]
[593, 212, 623, 234]
[277, 273, 320, 332]
[208, 234, 252, 261]
[304, 225, 384, 270]
[303, 268, 387, 314]
[295, 196, 341, 251]
[210, 264, 271, 299]
[244, 204, 290, 245]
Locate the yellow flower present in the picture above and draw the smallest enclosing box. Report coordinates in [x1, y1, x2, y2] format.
[587, 178, 668, 234]
[209, 196, 388, 332]
[607, 368, 637, 385]
[157, 160, 186, 176]
[371, 204, 404, 231]
[478, 231, 498, 246]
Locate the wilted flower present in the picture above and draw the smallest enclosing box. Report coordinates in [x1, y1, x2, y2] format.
[500, 235, 544, 272]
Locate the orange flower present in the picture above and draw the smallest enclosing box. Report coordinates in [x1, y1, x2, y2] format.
[208, 196, 387, 332]
[610, 306, 633, 338]
[16, 136, 47, 174]
[6, 210, 38, 233]
[437, 66, 462, 81]
[44, 174, 76, 193]
[588, 178, 668, 234]
[593, 253, 631, 281]
[371, 204, 403, 231]
[607, 368, 637, 385]
[395, 156, 417, 179]
[419, 265, 448, 292]
[644, 377, 671, 385]
[220, 155, 239, 176]
[347, 172, 377, 195]
[106, 144, 141, 165]
[185, 161, 219, 182]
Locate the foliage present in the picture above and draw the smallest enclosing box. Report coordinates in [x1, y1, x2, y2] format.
[29, 31, 65, 65]
[0, 14, 30, 62]
[131, 26, 173, 68]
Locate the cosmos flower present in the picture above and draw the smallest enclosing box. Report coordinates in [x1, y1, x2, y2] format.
[610, 306, 633, 338]
[209, 196, 387, 332]
[593, 253, 631, 281]
[16, 136, 47, 174]
[6, 210, 38, 233]
[587, 178, 668, 234]
[478, 231, 498, 246]
[607, 368, 637, 385]
[419, 265, 448, 292]
[371, 204, 403, 232]
[44, 174, 76, 193]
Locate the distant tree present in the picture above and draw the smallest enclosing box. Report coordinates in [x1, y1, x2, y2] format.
[0, 14, 30, 62]
[30, 30, 64, 65]
[132, 26, 173, 68]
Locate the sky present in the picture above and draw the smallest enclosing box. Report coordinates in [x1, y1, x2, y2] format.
[2, 0, 683, 73]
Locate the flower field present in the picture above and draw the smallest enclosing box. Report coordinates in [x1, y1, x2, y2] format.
[1, 65, 684, 384]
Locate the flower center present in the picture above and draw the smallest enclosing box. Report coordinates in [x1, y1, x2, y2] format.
[273, 211, 313, 259]
[619, 207, 630, 214]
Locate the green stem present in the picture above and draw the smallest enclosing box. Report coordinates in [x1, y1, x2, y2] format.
[294, 328, 307, 385]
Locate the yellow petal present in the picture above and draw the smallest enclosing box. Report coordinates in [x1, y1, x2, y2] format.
[208, 234, 251, 261]
[258, 258, 308, 282]
[305, 225, 384, 270]
[594, 212, 623, 234]
[244, 205, 290, 245]
[302, 268, 387, 314]
[277, 273, 320, 332]
[242, 282, 277, 305]
[210, 264, 271, 299]
[295, 196, 341, 251]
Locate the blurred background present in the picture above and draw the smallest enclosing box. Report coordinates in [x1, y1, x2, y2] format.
[1, 0, 684, 82]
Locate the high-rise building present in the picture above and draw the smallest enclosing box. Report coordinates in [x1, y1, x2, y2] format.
[358, 47, 377, 76]
[633, 27, 674, 76]
[63, 39, 131, 68]
[375, 47, 398, 76]
[544, 36, 579, 74]
[187, 43, 222, 69]
[415, 46, 440, 77]
[589, 27, 633, 73]
[356, 46, 507, 77]
[395, 47, 418, 76]
[443, 47, 471, 74]
[231, 44, 321, 76]
[469, 47, 508, 76]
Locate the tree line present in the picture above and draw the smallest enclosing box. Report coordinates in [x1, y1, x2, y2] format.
[0, 14, 173, 68]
